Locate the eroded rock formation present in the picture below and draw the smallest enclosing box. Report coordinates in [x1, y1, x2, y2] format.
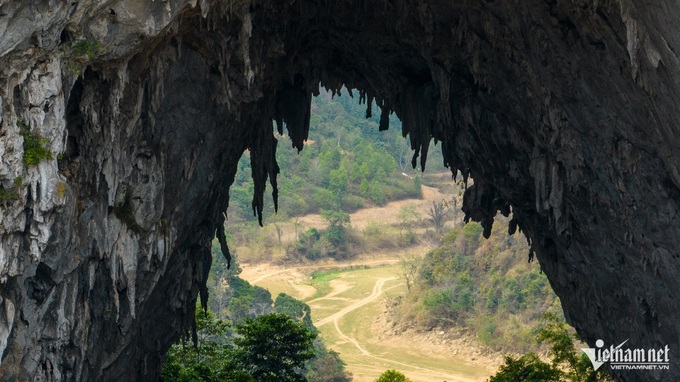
[0, 1, 678, 381]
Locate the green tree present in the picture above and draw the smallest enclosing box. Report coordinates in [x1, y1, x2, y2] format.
[369, 181, 386, 205]
[306, 347, 352, 382]
[536, 313, 612, 382]
[375, 369, 412, 382]
[487, 314, 614, 382]
[321, 210, 350, 246]
[321, 209, 350, 227]
[329, 166, 348, 200]
[313, 188, 337, 210]
[233, 313, 317, 382]
[360, 178, 370, 197]
[161, 306, 253, 382]
[225, 276, 273, 323]
[489, 354, 561, 382]
[319, 144, 341, 175]
[274, 293, 315, 330]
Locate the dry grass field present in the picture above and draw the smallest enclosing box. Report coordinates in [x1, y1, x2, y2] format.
[242, 264, 497, 382]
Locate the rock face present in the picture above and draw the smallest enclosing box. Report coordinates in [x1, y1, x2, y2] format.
[0, 1, 678, 381]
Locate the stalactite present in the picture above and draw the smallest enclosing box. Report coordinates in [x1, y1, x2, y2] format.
[274, 81, 312, 152]
[508, 218, 518, 236]
[249, 117, 280, 226]
[215, 214, 231, 269]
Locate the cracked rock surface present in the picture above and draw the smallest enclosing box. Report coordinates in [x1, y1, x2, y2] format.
[0, 1, 679, 381]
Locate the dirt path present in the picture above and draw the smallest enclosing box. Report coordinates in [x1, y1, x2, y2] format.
[243, 258, 401, 284]
[315, 277, 398, 327]
[319, 277, 482, 382]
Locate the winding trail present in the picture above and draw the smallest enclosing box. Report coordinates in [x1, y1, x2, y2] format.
[245, 261, 489, 381]
[316, 276, 480, 382]
[315, 277, 398, 327]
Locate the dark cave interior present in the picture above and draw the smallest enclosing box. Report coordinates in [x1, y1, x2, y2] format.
[1, 1, 679, 381]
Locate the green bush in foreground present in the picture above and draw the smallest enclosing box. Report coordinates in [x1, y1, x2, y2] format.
[488, 314, 614, 382]
[375, 369, 412, 382]
[162, 310, 316, 382]
[489, 353, 561, 382]
[234, 313, 317, 382]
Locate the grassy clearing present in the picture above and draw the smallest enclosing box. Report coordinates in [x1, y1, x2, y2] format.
[307, 265, 371, 300]
[308, 269, 346, 299]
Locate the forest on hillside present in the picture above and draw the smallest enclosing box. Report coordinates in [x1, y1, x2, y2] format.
[390, 218, 564, 354]
[227, 88, 450, 224]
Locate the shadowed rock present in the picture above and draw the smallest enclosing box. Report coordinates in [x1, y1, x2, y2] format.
[0, 1, 679, 381]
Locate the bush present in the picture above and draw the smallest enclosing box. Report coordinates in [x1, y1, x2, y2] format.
[312, 188, 337, 210]
[234, 313, 317, 382]
[489, 354, 561, 382]
[20, 121, 53, 166]
[0, 189, 17, 201]
[369, 181, 386, 205]
[487, 314, 614, 382]
[375, 369, 412, 382]
[340, 194, 365, 212]
[306, 347, 352, 382]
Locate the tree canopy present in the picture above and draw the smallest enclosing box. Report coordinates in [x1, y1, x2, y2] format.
[374, 369, 412, 382]
[233, 313, 317, 382]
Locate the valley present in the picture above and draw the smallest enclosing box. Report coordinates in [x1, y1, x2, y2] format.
[237, 188, 502, 382]
[241, 263, 497, 382]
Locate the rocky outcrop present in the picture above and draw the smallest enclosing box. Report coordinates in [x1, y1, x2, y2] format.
[0, 1, 679, 381]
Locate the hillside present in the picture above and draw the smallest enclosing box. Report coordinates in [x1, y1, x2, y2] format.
[227, 88, 451, 225]
[390, 217, 563, 354]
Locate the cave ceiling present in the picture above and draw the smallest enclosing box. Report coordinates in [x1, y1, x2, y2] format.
[0, 1, 679, 381]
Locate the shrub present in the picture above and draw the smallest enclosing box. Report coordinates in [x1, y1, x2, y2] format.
[19, 121, 53, 166]
[0, 187, 19, 201]
[489, 354, 561, 382]
[375, 369, 412, 382]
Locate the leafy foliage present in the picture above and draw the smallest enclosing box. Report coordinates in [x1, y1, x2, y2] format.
[188, 251, 352, 382]
[374, 369, 412, 382]
[233, 313, 317, 382]
[162, 304, 345, 382]
[395, 220, 562, 353]
[274, 293, 315, 331]
[0, 176, 21, 202]
[72, 38, 102, 59]
[306, 348, 352, 382]
[290, 210, 357, 261]
[19, 120, 53, 166]
[489, 354, 562, 382]
[488, 314, 614, 382]
[224, 275, 274, 324]
[161, 307, 251, 382]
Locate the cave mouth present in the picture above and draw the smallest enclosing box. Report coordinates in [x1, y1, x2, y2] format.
[204, 86, 549, 381]
[2, 1, 679, 381]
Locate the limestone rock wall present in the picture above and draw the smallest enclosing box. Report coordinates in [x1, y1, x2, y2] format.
[0, 1, 678, 381]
